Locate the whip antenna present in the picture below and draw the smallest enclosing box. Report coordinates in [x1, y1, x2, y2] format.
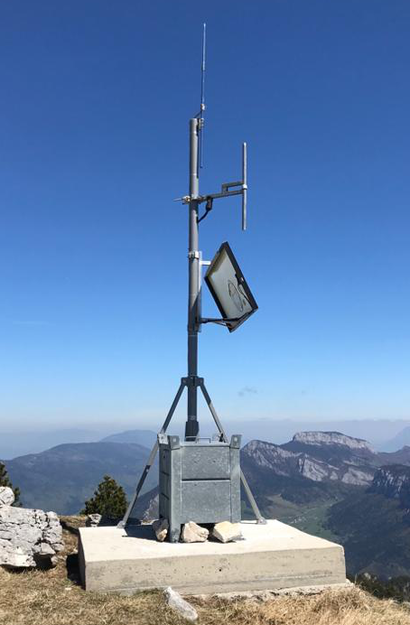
[198, 23, 206, 169]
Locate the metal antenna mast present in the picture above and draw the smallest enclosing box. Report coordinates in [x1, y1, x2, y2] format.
[119, 26, 264, 529]
[185, 23, 206, 440]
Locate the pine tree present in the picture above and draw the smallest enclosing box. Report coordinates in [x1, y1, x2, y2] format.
[81, 475, 128, 518]
[0, 462, 21, 505]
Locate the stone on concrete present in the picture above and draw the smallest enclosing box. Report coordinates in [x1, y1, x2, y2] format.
[78, 520, 347, 595]
[86, 514, 102, 528]
[0, 504, 63, 568]
[212, 521, 243, 543]
[152, 518, 168, 542]
[181, 522, 209, 543]
[164, 586, 198, 622]
[0, 487, 15, 507]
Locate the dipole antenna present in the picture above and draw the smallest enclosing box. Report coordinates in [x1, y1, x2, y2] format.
[198, 23, 206, 169]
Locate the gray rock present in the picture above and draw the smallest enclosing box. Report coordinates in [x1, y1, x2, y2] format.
[181, 522, 209, 543]
[0, 505, 63, 568]
[86, 514, 102, 528]
[38, 542, 55, 556]
[212, 521, 243, 543]
[0, 487, 15, 507]
[152, 518, 168, 542]
[164, 586, 198, 622]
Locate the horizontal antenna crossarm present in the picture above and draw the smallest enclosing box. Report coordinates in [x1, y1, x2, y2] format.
[222, 181, 243, 191]
[198, 189, 244, 202]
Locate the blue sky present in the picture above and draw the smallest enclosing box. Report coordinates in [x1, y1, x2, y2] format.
[1, 0, 410, 431]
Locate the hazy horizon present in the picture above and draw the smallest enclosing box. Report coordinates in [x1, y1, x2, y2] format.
[1, 416, 409, 461]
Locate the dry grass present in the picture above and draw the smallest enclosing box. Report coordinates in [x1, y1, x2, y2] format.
[0, 516, 409, 625]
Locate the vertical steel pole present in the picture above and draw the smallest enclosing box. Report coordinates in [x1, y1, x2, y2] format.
[185, 118, 200, 440]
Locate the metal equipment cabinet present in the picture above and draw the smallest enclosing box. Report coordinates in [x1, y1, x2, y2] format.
[158, 434, 241, 542]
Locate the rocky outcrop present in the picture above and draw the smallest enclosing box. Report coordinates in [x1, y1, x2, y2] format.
[242, 440, 300, 475]
[0, 487, 63, 568]
[292, 431, 375, 454]
[242, 438, 375, 486]
[297, 456, 339, 482]
[370, 465, 410, 511]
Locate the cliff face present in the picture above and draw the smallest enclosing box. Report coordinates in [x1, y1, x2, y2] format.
[370, 465, 410, 511]
[242, 434, 376, 486]
[292, 431, 375, 454]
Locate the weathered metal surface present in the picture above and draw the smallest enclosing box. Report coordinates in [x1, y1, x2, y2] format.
[158, 434, 241, 542]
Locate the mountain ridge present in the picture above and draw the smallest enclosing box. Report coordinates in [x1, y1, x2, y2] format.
[4, 441, 156, 515]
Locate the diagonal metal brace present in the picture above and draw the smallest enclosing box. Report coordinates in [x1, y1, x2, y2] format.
[199, 380, 267, 524]
[117, 381, 186, 529]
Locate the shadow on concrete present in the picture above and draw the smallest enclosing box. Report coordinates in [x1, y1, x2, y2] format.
[123, 524, 157, 541]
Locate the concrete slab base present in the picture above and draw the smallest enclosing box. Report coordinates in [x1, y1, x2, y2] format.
[78, 520, 347, 595]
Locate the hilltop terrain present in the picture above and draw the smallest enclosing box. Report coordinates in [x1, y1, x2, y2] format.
[1, 516, 410, 625]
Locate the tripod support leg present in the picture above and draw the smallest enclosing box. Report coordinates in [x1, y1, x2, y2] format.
[199, 381, 267, 524]
[117, 381, 186, 529]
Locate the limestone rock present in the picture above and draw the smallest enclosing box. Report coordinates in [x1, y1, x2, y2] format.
[293, 431, 375, 453]
[0, 488, 15, 507]
[38, 542, 55, 556]
[86, 514, 102, 528]
[181, 522, 209, 543]
[212, 521, 243, 543]
[0, 505, 63, 568]
[152, 518, 168, 542]
[164, 586, 198, 622]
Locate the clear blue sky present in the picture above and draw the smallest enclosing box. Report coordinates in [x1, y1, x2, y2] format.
[1, 0, 410, 431]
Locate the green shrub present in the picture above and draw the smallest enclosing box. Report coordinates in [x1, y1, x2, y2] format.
[81, 475, 128, 518]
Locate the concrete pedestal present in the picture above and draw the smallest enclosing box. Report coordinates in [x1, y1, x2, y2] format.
[78, 520, 346, 595]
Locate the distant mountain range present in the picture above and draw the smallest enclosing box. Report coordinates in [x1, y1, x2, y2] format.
[105, 420, 410, 451]
[3, 426, 410, 577]
[4, 441, 157, 515]
[382, 426, 410, 452]
[2, 419, 410, 459]
[101, 429, 157, 448]
[0, 428, 114, 461]
[242, 430, 409, 492]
